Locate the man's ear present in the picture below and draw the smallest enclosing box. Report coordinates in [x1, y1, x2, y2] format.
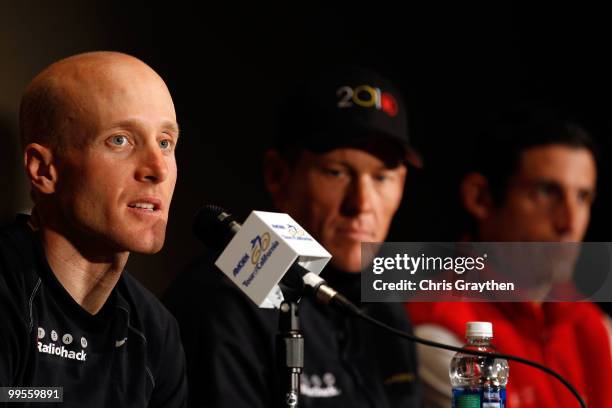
[262, 149, 292, 204]
[460, 172, 494, 221]
[24, 143, 58, 195]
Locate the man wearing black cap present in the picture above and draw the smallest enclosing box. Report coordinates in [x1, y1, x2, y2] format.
[165, 66, 421, 408]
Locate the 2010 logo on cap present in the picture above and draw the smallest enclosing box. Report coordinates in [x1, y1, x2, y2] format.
[336, 85, 399, 117]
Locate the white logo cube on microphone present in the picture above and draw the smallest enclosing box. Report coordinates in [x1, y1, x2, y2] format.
[215, 211, 332, 308]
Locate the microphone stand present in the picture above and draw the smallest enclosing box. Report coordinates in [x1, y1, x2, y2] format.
[276, 300, 304, 408]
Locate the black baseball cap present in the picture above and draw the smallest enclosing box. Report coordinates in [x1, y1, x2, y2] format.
[276, 65, 421, 168]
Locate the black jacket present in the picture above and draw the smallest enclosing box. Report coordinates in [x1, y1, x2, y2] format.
[164, 252, 420, 408]
[0, 216, 188, 407]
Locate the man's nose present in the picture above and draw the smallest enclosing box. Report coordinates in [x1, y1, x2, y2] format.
[135, 142, 168, 183]
[341, 175, 374, 216]
[552, 194, 585, 240]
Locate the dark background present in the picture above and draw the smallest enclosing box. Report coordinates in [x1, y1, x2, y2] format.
[1, 2, 611, 304]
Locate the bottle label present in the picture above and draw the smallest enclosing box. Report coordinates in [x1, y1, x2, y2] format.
[452, 388, 506, 408]
[483, 387, 506, 408]
[453, 388, 480, 408]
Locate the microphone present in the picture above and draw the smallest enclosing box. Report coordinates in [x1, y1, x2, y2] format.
[194, 205, 359, 313]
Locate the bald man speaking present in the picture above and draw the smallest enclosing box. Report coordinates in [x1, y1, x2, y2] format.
[0, 52, 186, 407]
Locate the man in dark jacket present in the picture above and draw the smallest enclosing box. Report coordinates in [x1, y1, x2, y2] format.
[0, 51, 187, 407]
[165, 66, 421, 408]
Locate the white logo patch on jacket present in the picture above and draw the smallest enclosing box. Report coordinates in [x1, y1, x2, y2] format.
[300, 373, 341, 398]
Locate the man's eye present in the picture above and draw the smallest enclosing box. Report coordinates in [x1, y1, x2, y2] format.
[323, 168, 344, 178]
[577, 190, 594, 204]
[535, 184, 551, 196]
[533, 182, 563, 204]
[374, 174, 388, 182]
[159, 139, 172, 150]
[535, 183, 556, 197]
[109, 135, 128, 146]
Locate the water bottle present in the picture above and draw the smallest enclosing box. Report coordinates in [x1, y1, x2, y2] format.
[449, 321, 509, 408]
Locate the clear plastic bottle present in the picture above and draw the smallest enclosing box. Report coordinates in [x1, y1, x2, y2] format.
[449, 322, 509, 408]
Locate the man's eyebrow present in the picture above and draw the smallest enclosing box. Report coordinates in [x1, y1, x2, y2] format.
[106, 119, 180, 136]
[162, 120, 180, 136]
[532, 178, 597, 193]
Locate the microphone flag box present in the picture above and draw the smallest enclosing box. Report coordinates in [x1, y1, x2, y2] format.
[215, 211, 332, 308]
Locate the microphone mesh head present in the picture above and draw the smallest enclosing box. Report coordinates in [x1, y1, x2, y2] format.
[198, 204, 226, 220]
[193, 204, 235, 250]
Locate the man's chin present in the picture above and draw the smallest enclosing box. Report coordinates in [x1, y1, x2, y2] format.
[127, 239, 165, 254]
[113, 231, 166, 254]
[330, 256, 362, 274]
[327, 243, 363, 273]
[120, 222, 167, 254]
